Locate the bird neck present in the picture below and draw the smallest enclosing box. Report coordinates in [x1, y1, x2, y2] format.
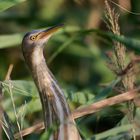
[28, 47, 50, 90]
[27, 47, 71, 123]
[31, 47, 45, 68]
[23, 46, 81, 140]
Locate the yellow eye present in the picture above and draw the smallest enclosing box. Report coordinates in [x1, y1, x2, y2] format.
[30, 35, 36, 41]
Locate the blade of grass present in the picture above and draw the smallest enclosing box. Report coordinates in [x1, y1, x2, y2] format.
[80, 28, 140, 52]
[93, 124, 132, 140]
[0, 34, 23, 49]
[0, 0, 26, 12]
[47, 35, 77, 64]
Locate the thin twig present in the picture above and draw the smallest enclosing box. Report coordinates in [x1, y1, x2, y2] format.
[14, 88, 140, 138]
[5, 64, 14, 80]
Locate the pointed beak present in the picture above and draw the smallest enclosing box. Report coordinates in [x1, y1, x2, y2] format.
[38, 24, 64, 40]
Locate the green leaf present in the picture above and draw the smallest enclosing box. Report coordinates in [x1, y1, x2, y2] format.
[106, 32, 140, 52]
[119, 108, 140, 126]
[66, 90, 95, 105]
[0, 34, 23, 49]
[63, 27, 140, 53]
[24, 99, 41, 114]
[92, 124, 132, 140]
[87, 78, 121, 105]
[81, 28, 140, 52]
[0, 0, 26, 12]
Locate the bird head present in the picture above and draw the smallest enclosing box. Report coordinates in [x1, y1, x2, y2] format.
[22, 24, 64, 66]
[22, 24, 64, 54]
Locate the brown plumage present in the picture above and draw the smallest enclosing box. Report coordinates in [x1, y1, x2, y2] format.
[22, 25, 81, 140]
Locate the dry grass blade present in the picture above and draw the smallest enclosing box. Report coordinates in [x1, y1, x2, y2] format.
[14, 122, 44, 138]
[14, 88, 140, 138]
[5, 64, 14, 80]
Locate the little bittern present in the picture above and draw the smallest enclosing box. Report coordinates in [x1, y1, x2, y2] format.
[22, 24, 81, 140]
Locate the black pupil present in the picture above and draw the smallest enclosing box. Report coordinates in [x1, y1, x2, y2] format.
[31, 36, 35, 40]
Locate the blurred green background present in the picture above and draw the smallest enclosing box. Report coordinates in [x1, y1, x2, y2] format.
[0, 0, 140, 140]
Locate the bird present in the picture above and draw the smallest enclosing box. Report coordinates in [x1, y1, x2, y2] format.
[22, 24, 81, 140]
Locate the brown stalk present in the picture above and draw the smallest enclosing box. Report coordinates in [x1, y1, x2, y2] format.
[5, 64, 14, 81]
[14, 88, 139, 138]
[105, 0, 136, 139]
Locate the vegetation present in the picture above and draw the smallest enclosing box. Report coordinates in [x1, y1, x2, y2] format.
[0, 0, 140, 139]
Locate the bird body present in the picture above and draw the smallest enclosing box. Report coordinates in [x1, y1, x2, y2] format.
[22, 25, 81, 140]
